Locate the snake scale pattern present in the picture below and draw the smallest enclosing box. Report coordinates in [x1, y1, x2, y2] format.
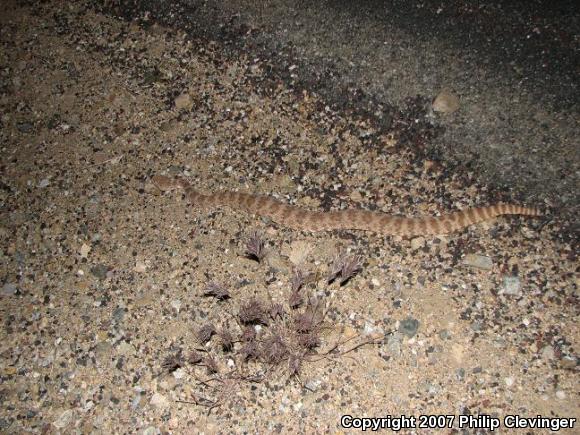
[153, 175, 541, 236]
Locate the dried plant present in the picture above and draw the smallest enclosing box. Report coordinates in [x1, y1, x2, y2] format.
[187, 350, 203, 365]
[162, 352, 183, 372]
[238, 298, 267, 325]
[240, 325, 257, 342]
[297, 332, 321, 350]
[289, 267, 313, 309]
[288, 291, 303, 309]
[290, 267, 312, 293]
[269, 302, 285, 320]
[245, 231, 266, 262]
[239, 341, 260, 361]
[260, 333, 289, 365]
[203, 355, 219, 374]
[293, 311, 317, 334]
[287, 354, 303, 377]
[327, 252, 363, 285]
[219, 329, 235, 352]
[197, 324, 216, 344]
[293, 299, 324, 334]
[203, 282, 230, 300]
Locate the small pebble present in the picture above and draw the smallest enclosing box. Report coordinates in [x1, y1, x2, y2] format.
[174, 92, 192, 110]
[1, 283, 18, 296]
[79, 243, 91, 259]
[386, 334, 402, 356]
[363, 321, 376, 336]
[90, 264, 109, 280]
[134, 261, 147, 273]
[433, 89, 460, 113]
[501, 276, 522, 296]
[463, 254, 493, 270]
[52, 409, 74, 429]
[438, 329, 451, 340]
[173, 368, 186, 379]
[304, 379, 321, 392]
[170, 299, 182, 313]
[17, 121, 33, 133]
[150, 393, 169, 408]
[399, 317, 419, 338]
[541, 345, 555, 360]
[112, 307, 125, 323]
[410, 237, 425, 251]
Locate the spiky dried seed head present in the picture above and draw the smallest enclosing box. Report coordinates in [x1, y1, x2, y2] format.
[291, 267, 312, 293]
[203, 355, 219, 374]
[328, 252, 363, 285]
[219, 329, 234, 352]
[245, 231, 266, 262]
[187, 350, 203, 365]
[297, 332, 321, 350]
[261, 333, 288, 365]
[288, 291, 303, 309]
[241, 325, 257, 342]
[197, 324, 216, 343]
[203, 282, 230, 300]
[293, 312, 317, 333]
[270, 302, 285, 319]
[238, 298, 267, 325]
[162, 352, 183, 372]
[288, 354, 302, 377]
[293, 302, 324, 334]
[340, 255, 363, 285]
[239, 341, 259, 361]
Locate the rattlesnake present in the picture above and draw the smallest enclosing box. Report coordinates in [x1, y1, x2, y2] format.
[152, 175, 541, 236]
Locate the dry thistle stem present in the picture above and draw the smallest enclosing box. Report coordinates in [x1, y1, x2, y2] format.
[245, 231, 266, 262]
[197, 324, 216, 343]
[219, 329, 235, 352]
[203, 282, 230, 300]
[238, 298, 267, 325]
[240, 341, 260, 361]
[290, 267, 312, 293]
[288, 291, 303, 309]
[287, 354, 303, 377]
[327, 252, 363, 285]
[293, 311, 318, 334]
[203, 355, 220, 374]
[187, 350, 203, 365]
[261, 333, 289, 365]
[293, 299, 324, 334]
[297, 332, 321, 350]
[162, 352, 183, 372]
[269, 302, 285, 320]
[240, 325, 257, 342]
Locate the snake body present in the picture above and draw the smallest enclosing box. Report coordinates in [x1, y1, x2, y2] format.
[153, 176, 541, 236]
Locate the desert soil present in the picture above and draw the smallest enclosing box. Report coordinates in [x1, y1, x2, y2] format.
[0, 1, 578, 434]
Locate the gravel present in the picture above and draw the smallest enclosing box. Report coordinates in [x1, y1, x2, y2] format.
[0, 1, 577, 432]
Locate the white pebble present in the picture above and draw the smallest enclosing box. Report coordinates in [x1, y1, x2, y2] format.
[170, 300, 182, 312]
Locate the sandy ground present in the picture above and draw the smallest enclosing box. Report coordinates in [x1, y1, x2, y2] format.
[0, 1, 578, 434]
